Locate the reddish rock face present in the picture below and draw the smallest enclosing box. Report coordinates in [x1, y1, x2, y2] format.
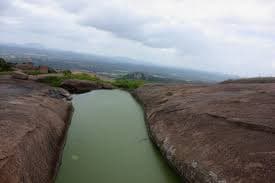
[39, 66, 49, 74]
[0, 77, 73, 183]
[134, 83, 275, 183]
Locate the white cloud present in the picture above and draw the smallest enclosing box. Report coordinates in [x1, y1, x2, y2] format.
[0, 0, 274, 77]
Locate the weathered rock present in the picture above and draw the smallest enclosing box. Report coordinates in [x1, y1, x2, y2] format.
[48, 88, 72, 101]
[60, 79, 114, 94]
[11, 71, 29, 80]
[134, 83, 275, 183]
[0, 76, 73, 183]
[60, 79, 99, 93]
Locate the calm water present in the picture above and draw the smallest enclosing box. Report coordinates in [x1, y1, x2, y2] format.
[56, 90, 180, 183]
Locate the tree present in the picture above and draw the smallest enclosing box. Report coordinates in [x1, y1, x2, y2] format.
[63, 70, 72, 76]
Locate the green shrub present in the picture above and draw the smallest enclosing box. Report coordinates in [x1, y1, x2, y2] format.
[24, 70, 42, 75]
[39, 72, 99, 87]
[0, 58, 12, 72]
[63, 70, 72, 77]
[112, 79, 144, 89]
[69, 73, 99, 81]
[39, 76, 65, 87]
[39, 71, 144, 90]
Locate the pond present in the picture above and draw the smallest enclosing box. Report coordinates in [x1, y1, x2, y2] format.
[56, 90, 180, 183]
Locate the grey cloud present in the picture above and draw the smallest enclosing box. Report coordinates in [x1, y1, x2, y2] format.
[0, 0, 9, 8]
[0, 0, 12, 14]
[80, 7, 150, 42]
[21, 0, 47, 4]
[142, 25, 210, 54]
[57, 0, 92, 13]
[79, 6, 210, 56]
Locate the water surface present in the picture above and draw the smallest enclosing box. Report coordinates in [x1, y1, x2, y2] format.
[56, 90, 180, 183]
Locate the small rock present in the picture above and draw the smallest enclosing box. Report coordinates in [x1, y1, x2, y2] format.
[48, 88, 72, 101]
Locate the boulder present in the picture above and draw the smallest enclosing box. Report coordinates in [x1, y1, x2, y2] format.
[134, 83, 275, 183]
[11, 71, 29, 80]
[0, 77, 73, 183]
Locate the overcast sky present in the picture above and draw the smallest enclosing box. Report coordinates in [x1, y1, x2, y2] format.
[0, 0, 275, 76]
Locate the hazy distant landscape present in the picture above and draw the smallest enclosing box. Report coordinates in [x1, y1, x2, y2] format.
[0, 44, 236, 83]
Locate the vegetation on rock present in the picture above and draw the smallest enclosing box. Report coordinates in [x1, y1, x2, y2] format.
[39, 72, 100, 87]
[24, 70, 43, 75]
[0, 58, 13, 72]
[39, 71, 144, 89]
[121, 72, 188, 83]
[112, 79, 144, 89]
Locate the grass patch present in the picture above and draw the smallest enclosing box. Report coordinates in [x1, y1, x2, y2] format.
[39, 76, 65, 87]
[0, 58, 13, 72]
[112, 79, 144, 89]
[39, 72, 100, 87]
[68, 73, 99, 81]
[24, 70, 43, 75]
[39, 71, 144, 90]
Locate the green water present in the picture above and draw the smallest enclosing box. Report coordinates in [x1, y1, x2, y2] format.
[56, 90, 180, 183]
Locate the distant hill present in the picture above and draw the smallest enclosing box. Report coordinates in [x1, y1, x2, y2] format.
[221, 77, 275, 84]
[121, 72, 189, 83]
[0, 43, 237, 83]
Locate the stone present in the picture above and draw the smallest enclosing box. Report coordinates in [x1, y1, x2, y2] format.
[133, 83, 275, 183]
[0, 76, 73, 183]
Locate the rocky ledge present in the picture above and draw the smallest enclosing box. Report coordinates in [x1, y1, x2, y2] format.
[60, 79, 114, 94]
[0, 76, 73, 183]
[134, 83, 275, 183]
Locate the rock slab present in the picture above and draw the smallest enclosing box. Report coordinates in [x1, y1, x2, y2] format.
[11, 71, 29, 80]
[134, 83, 275, 183]
[60, 79, 114, 94]
[0, 76, 73, 183]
